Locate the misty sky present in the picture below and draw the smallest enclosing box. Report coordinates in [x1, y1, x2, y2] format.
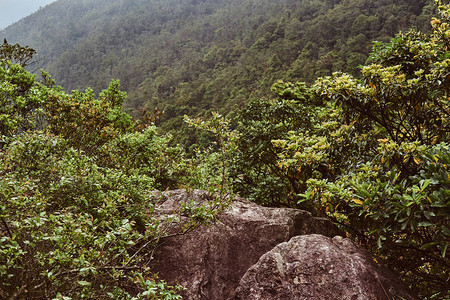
[0, 0, 56, 30]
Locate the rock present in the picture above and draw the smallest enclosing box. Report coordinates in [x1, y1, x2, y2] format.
[232, 234, 417, 300]
[150, 190, 343, 300]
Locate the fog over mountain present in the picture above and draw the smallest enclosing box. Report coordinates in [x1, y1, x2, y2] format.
[0, 0, 56, 30]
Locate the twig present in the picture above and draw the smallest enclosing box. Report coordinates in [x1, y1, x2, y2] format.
[1, 216, 13, 239]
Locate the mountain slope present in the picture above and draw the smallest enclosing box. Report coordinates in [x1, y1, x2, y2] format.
[1, 0, 431, 132]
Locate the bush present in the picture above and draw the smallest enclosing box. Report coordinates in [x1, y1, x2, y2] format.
[0, 50, 222, 298]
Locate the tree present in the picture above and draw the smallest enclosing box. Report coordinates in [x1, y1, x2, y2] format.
[0, 58, 222, 298]
[0, 39, 37, 68]
[207, 2, 449, 298]
[1, 0, 429, 141]
[269, 2, 450, 297]
[0, 60, 47, 141]
[229, 81, 318, 207]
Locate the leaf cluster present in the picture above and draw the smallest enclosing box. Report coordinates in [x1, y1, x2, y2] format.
[213, 2, 450, 298]
[0, 46, 224, 298]
[0, 0, 431, 142]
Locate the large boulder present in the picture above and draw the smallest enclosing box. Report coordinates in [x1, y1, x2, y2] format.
[150, 190, 343, 299]
[233, 234, 417, 300]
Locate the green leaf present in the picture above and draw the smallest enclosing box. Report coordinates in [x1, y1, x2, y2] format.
[401, 220, 409, 230]
[418, 222, 434, 227]
[77, 280, 91, 287]
[420, 242, 439, 250]
[419, 179, 431, 191]
[423, 211, 435, 220]
[442, 243, 448, 258]
[359, 189, 371, 198]
[377, 235, 386, 248]
[405, 200, 415, 206]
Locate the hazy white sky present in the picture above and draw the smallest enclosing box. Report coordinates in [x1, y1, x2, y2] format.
[0, 0, 56, 30]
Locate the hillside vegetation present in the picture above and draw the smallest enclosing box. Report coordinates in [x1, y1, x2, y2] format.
[1, 0, 431, 135]
[0, 0, 448, 299]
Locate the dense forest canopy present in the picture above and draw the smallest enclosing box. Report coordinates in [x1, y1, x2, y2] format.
[1, 0, 431, 136]
[0, 0, 448, 299]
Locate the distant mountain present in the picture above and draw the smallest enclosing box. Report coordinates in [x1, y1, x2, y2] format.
[1, 0, 432, 134]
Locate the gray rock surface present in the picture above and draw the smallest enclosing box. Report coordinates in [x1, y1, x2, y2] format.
[232, 234, 417, 300]
[150, 190, 342, 299]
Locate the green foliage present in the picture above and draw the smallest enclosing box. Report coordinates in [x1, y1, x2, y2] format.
[44, 80, 132, 156]
[0, 131, 185, 298]
[1, 1, 448, 298]
[0, 38, 37, 68]
[0, 0, 431, 140]
[212, 2, 449, 298]
[269, 5, 449, 299]
[0, 56, 221, 298]
[185, 112, 237, 195]
[317, 39, 449, 144]
[299, 141, 450, 298]
[0, 59, 47, 138]
[229, 81, 318, 207]
[102, 127, 189, 190]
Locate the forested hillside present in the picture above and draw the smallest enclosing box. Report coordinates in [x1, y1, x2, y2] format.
[0, 0, 449, 299]
[1, 0, 431, 135]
